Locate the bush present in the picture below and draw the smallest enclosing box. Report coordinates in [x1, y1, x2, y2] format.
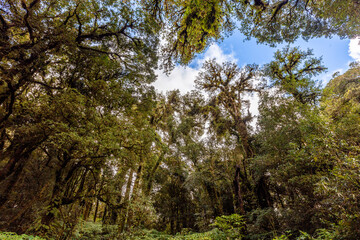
[272, 228, 338, 240]
[124, 228, 227, 240]
[212, 214, 246, 239]
[0, 232, 46, 240]
[73, 221, 118, 240]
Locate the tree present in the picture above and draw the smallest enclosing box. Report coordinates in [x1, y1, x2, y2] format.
[196, 60, 263, 214]
[253, 47, 332, 234]
[144, 0, 360, 67]
[234, 0, 360, 45]
[150, 90, 206, 233]
[317, 62, 360, 238]
[0, 0, 160, 236]
[159, 0, 233, 68]
[264, 46, 325, 104]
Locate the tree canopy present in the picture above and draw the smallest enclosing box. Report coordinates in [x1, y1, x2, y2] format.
[0, 1, 359, 240]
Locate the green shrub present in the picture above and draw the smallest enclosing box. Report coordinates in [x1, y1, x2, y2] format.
[212, 214, 246, 239]
[0, 232, 46, 240]
[73, 221, 118, 240]
[125, 228, 227, 240]
[272, 228, 338, 240]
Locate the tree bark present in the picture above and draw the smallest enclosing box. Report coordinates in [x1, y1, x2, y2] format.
[93, 198, 99, 222]
[119, 168, 134, 233]
[255, 175, 272, 208]
[233, 165, 245, 215]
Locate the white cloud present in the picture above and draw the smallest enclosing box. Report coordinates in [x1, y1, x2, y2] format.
[200, 44, 237, 65]
[153, 44, 260, 128]
[248, 93, 260, 130]
[349, 37, 360, 61]
[153, 67, 199, 94]
[319, 68, 345, 85]
[153, 44, 236, 94]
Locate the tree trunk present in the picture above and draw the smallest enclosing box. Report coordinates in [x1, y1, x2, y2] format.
[119, 168, 134, 233]
[233, 165, 245, 215]
[145, 151, 165, 195]
[0, 142, 44, 208]
[40, 152, 76, 227]
[232, 119, 254, 215]
[255, 175, 272, 208]
[93, 198, 99, 222]
[124, 165, 142, 230]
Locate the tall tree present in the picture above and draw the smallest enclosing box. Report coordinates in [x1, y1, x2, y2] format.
[318, 62, 360, 238]
[253, 47, 332, 234]
[0, 0, 160, 236]
[196, 60, 263, 213]
[142, 0, 360, 67]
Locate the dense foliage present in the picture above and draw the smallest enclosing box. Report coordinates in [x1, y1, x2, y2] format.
[0, 0, 359, 239]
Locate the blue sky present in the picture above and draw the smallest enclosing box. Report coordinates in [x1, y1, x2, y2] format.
[153, 35, 360, 94]
[219, 33, 352, 80]
[153, 35, 360, 126]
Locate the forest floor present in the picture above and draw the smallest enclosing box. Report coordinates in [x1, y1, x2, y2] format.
[0, 223, 229, 240]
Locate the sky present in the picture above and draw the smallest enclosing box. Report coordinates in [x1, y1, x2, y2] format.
[152, 34, 360, 126]
[153, 34, 360, 94]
